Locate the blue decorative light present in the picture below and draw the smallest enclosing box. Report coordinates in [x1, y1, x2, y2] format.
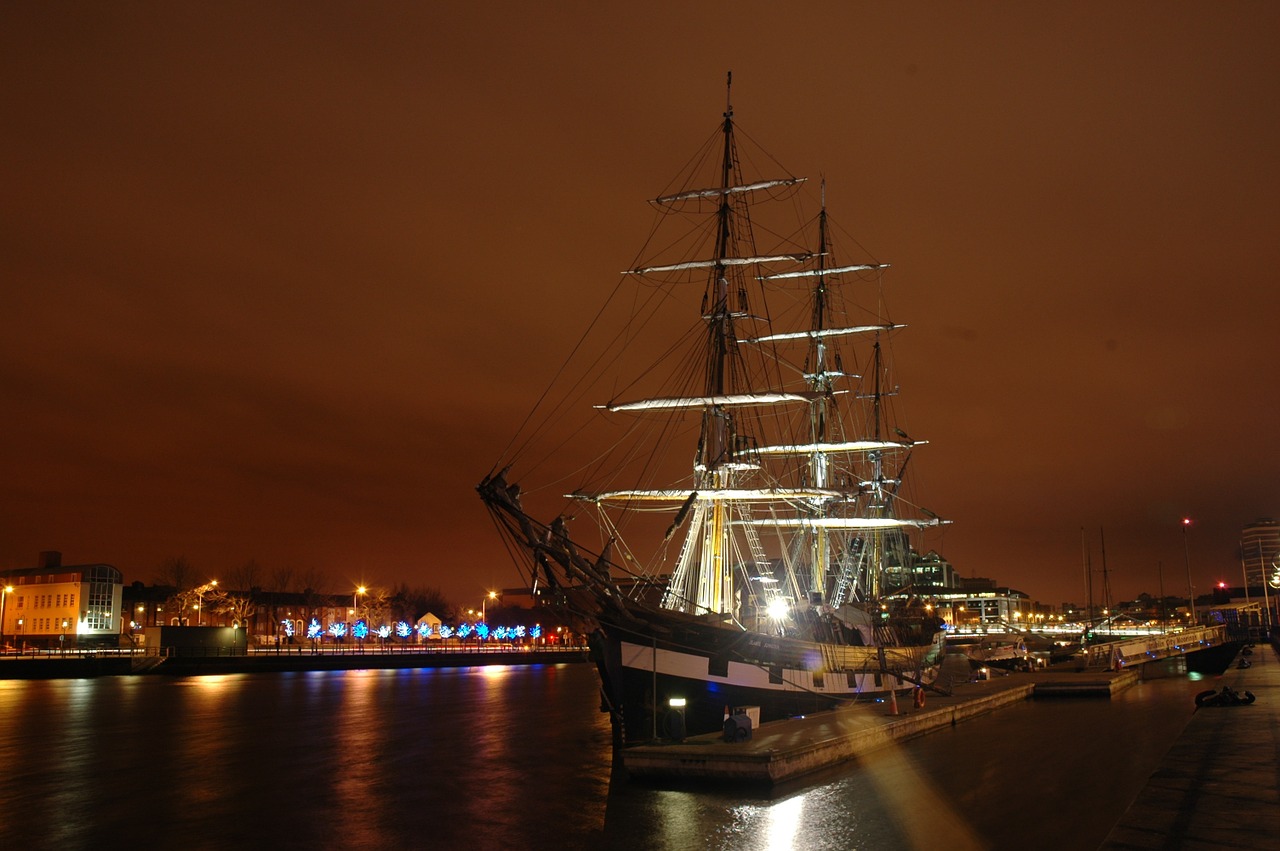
[281, 619, 295, 637]
[458, 623, 473, 638]
[307, 619, 323, 640]
[476, 623, 490, 640]
[530, 625, 542, 639]
[514, 625, 527, 639]
[395, 621, 411, 638]
[376, 625, 391, 639]
[353, 620, 369, 639]
[494, 626, 509, 640]
[329, 622, 348, 638]
[416, 622, 432, 639]
[438, 625, 454, 639]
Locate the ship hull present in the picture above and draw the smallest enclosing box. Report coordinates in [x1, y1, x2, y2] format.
[590, 613, 946, 743]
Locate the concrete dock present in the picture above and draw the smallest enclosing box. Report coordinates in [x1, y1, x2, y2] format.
[1099, 640, 1280, 849]
[623, 662, 1141, 785]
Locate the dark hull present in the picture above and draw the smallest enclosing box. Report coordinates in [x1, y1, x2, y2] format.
[589, 609, 946, 744]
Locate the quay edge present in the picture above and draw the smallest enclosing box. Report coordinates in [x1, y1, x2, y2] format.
[0, 648, 589, 679]
[622, 666, 1149, 786]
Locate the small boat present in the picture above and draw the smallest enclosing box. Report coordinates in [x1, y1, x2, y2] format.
[950, 635, 1033, 671]
[479, 75, 951, 744]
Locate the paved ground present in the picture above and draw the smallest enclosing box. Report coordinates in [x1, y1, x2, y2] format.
[1099, 638, 1280, 849]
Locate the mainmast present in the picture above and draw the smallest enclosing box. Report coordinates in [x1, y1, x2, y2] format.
[699, 71, 738, 616]
[807, 186, 833, 600]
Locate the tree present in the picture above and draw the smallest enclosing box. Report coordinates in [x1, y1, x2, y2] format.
[298, 566, 330, 596]
[400, 585, 454, 622]
[226, 559, 264, 594]
[268, 564, 295, 593]
[210, 592, 257, 628]
[154, 556, 195, 591]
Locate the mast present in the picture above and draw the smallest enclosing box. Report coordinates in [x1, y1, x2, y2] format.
[807, 183, 832, 601]
[1099, 526, 1113, 622]
[698, 71, 736, 616]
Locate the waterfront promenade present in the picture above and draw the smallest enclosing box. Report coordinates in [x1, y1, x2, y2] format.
[0, 643, 589, 678]
[1099, 638, 1280, 849]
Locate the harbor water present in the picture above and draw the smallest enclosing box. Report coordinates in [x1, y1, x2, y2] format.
[0, 659, 1216, 849]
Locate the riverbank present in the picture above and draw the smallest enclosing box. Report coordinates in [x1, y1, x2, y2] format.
[0, 645, 589, 679]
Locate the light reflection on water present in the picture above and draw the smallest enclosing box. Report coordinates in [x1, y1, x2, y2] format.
[0, 660, 1212, 849]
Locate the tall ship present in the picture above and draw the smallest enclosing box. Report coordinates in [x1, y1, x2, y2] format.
[479, 77, 950, 744]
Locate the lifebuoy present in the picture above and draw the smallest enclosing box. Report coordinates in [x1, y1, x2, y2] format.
[913, 687, 925, 708]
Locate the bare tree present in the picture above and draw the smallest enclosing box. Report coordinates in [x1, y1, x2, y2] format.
[154, 556, 195, 591]
[210, 591, 257, 628]
[363, 588, 393, 628]
[168, 580, 219, 626]
[404, 585, 455, 622]
[298, 566, 330, 596]
[268, 564, 295, 593]
[225, 558, 264, 594]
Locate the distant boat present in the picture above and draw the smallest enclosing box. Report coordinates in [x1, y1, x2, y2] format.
[479, 75, 950, 744]
[949, 634, 1033, 671]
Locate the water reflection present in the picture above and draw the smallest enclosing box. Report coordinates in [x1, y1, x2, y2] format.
[0, 661, 1212, 849]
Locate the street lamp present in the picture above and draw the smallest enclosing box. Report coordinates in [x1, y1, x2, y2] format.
[1, 585, 12, 649]
[195, 579, 218, 626]
[482, 590, 497, 621]
[353, 586, 366, 618]
[1182, 518, 1196, 623]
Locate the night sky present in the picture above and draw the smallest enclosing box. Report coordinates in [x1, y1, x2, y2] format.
[2, 3, 1277, 608]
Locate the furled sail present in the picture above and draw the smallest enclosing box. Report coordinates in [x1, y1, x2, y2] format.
[654, 177, 805, 205]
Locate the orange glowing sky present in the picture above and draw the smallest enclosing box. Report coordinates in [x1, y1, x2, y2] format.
[2, 3, 1277, 607]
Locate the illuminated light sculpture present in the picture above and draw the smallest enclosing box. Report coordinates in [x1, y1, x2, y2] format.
[514, 625, 527, 639]
[458, 623, 473, 638]
[530, 625, 542, 639]
[307, 619, 323, 640]
[395, 621, 411, 639]
[438, 625, 454, 639]
[416, 622, 432, 639]
[353, 620, 369, 640]
[329, 622, 348, 639]
[476, 623, 490, 640]
[377, 625, 392, 640]
[282, 619, 295, 637]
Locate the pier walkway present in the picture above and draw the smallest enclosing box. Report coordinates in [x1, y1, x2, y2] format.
[623, 658, 1142, 785]
[1099, 639, 1280, 850]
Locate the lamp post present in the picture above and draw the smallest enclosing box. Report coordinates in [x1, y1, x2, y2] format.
[1, 585, 12, 649]
[195, 579, 218, 626]
[482, 590, 497, 621]
[353, 586, 366, 618]
[1182, 518, 1196, 624]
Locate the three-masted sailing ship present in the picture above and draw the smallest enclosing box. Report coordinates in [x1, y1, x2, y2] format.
[479, 77, 950, 743]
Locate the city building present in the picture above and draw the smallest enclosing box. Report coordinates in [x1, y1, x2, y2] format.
[1, 551, 123, 649]
[909, 550, 962, 590]
[1240, 517, 1280, 587]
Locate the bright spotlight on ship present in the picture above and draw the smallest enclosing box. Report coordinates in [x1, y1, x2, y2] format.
[767, 599, 790, 621]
